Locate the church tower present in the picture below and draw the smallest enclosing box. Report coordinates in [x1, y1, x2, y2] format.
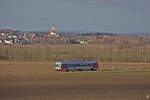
[50, 24, 56, 36]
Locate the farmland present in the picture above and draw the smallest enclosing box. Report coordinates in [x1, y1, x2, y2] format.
[0, 45, 150, 100]
[0, 66, 150, 100]
[0, 45, 150, 63]
[0, 61, 150, 100]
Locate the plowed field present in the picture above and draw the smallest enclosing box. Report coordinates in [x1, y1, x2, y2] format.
[0, 62, 150, 100]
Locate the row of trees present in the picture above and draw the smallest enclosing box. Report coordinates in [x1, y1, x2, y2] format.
[0, 45, 150, 63]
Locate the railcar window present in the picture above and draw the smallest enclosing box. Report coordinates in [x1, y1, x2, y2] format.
[76, 64, 78, 67]
[90, 63, 93, 66]
[72, 64, 74, 67]
[63, 63, 97, 67]
[56, 64, 61, 67]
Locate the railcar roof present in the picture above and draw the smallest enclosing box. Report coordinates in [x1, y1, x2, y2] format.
[62, 61, 97, 64]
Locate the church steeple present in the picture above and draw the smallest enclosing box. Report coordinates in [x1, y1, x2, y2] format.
[47, 24, 59, 37]
[50, 24, 56, 35]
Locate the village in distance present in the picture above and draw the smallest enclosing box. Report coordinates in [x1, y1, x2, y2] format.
[0, 24, 150, 46]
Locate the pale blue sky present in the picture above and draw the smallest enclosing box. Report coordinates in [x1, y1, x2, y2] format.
[0, 0, 150, 33]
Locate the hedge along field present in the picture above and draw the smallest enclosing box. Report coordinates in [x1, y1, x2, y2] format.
[0, 45, 150, 63]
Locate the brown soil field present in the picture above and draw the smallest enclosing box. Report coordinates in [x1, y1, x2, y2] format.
[0, 62, 150, 100]
[0, 62, 150, 74]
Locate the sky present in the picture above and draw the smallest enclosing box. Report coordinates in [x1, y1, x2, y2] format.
[0, 0, 150, 33]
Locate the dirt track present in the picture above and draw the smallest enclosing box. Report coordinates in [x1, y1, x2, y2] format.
[0, 72, 150, 100]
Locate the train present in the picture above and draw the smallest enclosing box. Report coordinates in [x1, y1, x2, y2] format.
[55, 61, 99, 72]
